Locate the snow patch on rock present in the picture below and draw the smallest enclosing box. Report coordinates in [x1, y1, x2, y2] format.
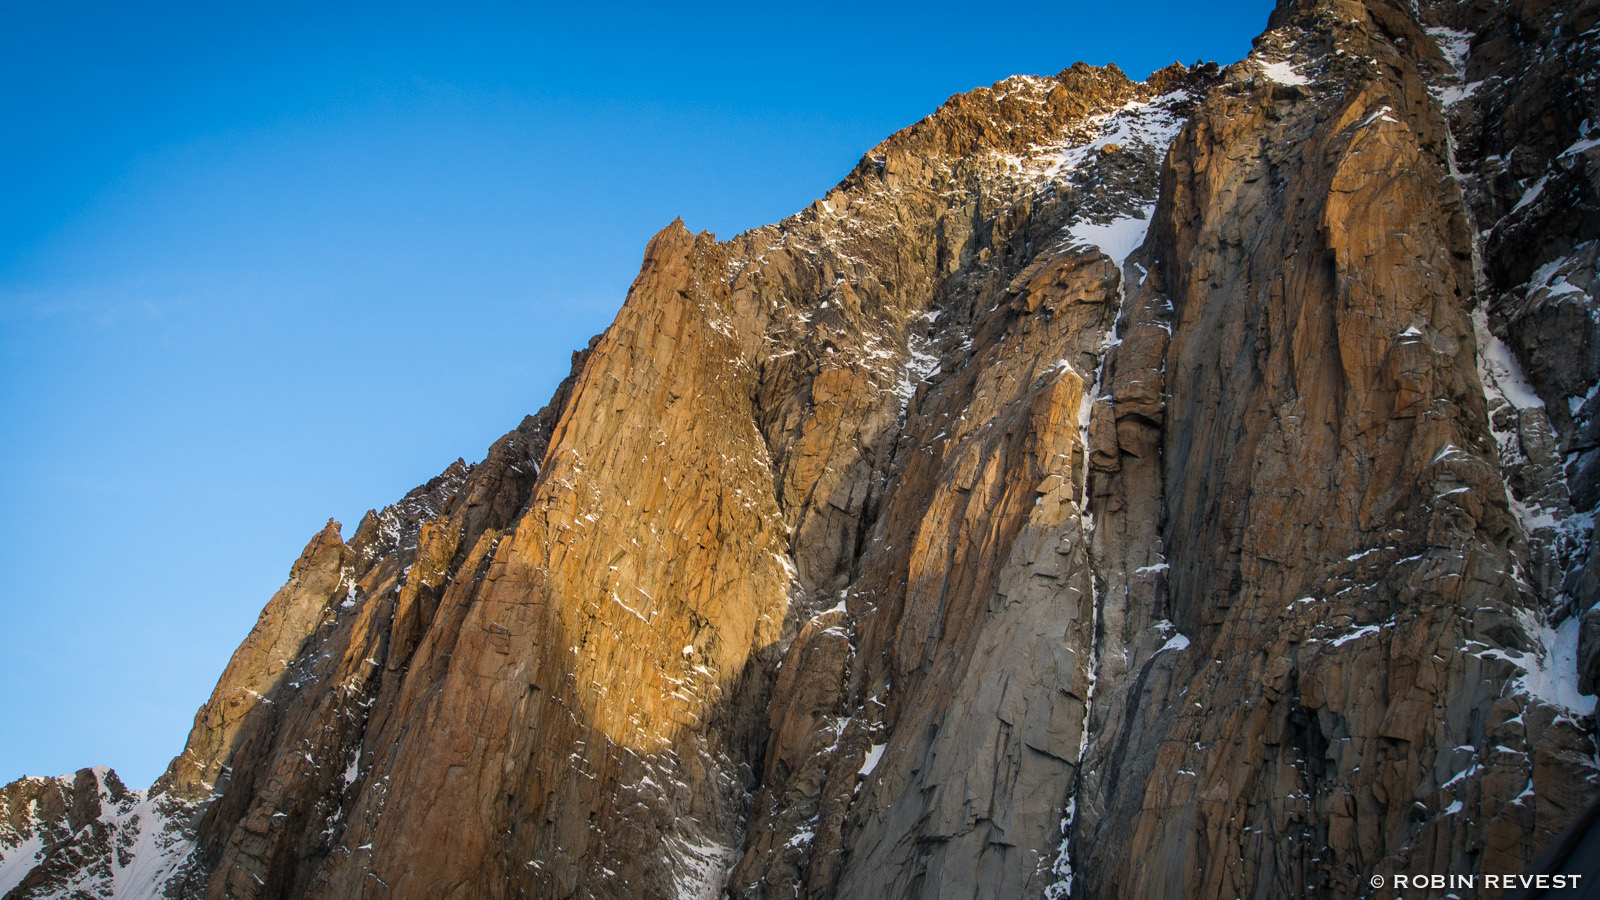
[1259, 60, 1312, 86]
[667, 835, 740, 900]
[858, 743, 887, 777]
[1066, 206, 1157, 267]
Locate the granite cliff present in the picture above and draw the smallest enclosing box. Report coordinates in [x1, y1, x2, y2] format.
[5, 0, 1599, 896]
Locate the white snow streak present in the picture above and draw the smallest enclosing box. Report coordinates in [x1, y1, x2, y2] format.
[1331, 623, 1387, 648]
[1424, 26, 1473, 77]
[667, 836, 739, 900]
[1259, 60, 1312, 86]
[1478, 614, 1598, 716]
[1066, 207, 1156, 268]
[1474, 308, 1545, 410]
[1561, 135, 1600, 158]
[0, 770, 198, 900]
[0, 833, 45, 896]
[1510, 175, 1548, 216]
[1157, 632, 1192, 654]
[858, 743, 887, 777]
[1006, 90, 1192, 187]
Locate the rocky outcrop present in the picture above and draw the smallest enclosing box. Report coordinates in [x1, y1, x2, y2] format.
[4, 0, 1597, 897]
[0, 768, 195, 899]
[1073, 0, 1597, 892]
[164, 519, 358, 800]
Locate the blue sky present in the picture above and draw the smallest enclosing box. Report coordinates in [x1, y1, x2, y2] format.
[0, 1, 1274, 788]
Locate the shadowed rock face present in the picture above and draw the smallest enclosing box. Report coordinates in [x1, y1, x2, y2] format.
[1072, 0, 1595, 893]
[4, 0, 1598, 898]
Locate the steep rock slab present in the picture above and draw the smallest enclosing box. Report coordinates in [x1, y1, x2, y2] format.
[184, 409, 558, 900]
[299, 223, 793, 900]
[827, 249, 1112, 900]
[32, 381, 571, 900]
[726, 69, 1211, 900]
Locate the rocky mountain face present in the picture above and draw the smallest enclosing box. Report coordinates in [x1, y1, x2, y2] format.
[5, 0, 1599, 896]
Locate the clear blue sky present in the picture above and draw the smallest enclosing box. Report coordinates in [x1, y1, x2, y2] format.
[0, 1, 1274, 788]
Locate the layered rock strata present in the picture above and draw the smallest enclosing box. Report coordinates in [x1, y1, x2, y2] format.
[4, 0, 1598, 897]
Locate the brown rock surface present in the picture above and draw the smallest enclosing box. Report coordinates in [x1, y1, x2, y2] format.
[5, 0, 1598, 897]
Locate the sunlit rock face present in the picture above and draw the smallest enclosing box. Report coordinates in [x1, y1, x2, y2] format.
[5, 0, 1598, 897]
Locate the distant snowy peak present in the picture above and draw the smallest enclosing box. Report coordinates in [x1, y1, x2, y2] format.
[0, 767, 201, 900]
